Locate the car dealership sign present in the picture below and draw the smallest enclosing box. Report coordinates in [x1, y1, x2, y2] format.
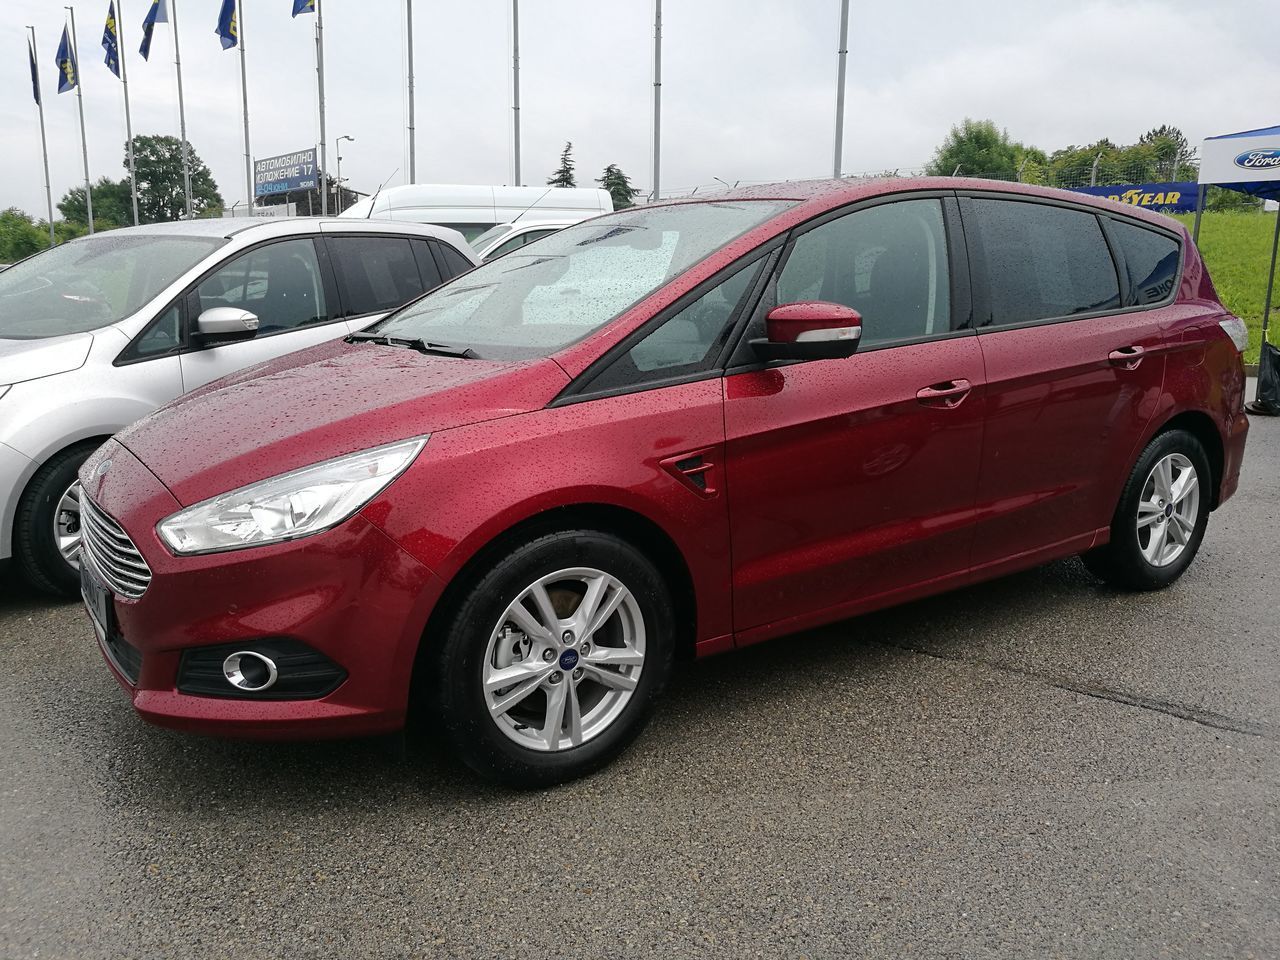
[254, 148, 319, 197]
[1199, 127, 1280, 187]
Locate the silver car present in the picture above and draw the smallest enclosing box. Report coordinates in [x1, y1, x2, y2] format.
[0, 217, 477, 596]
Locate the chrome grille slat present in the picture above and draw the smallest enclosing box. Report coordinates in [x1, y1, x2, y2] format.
[80, 495, 151, 599]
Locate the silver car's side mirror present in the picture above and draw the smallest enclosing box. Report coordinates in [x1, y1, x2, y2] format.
[195, 307, 259, 344]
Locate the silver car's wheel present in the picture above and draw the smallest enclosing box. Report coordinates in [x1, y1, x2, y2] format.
[1136, 453, 1199, 568]
[483, 567, 646, 752]
[54, 479, 83, 570]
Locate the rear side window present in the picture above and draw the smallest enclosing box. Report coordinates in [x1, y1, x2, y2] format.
[436, 242, 474, 277]
[970, 199, 1120, 326]
[1110, 220, 1180, 305]
[409, 240, 444, 290]
[328, 236, 426, 317]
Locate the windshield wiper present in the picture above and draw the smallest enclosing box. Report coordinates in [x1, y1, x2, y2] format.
[346, 331, 479, 359]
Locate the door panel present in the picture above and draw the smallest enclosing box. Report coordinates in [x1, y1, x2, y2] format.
[723, 335, 985, 636]
[180, 321, 355, 392]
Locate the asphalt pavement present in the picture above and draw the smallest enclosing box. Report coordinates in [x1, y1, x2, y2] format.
[1, 412, 1276, 959]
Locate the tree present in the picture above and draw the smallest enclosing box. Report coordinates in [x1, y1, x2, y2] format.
[597, 164, 641, 209]
[130, 134, 223, 222]
[547, 142, 576, 188]
[925, 119, 1020, 179]
[1139, 125, 1196, 181]
[57, 176, 134, 228]
[0, 208, 48, 263]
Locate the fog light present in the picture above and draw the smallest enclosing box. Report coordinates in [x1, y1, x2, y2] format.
[222, 650, 279, 692]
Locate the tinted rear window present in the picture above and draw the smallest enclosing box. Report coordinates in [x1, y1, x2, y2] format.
[1110, 219, 1180, 305]
[971, 199, 1120, 326]
[436, 243, 474, 277]
[328, 236, 425, 316]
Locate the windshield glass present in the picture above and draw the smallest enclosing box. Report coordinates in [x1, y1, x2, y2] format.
[369, 200, 793, 360]
[0, 234, 225, 340]
[469, 224, 513, 253]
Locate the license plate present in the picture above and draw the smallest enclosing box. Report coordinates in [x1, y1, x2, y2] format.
[80, 561, 113, 642]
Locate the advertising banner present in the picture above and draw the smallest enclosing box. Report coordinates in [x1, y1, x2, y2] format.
[254, 149, 318, 197]
[1066, 182, 1198, 213]
[1199, 126, 1280, 190]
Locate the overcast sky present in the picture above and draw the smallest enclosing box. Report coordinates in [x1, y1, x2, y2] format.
[1, 0, 1275, 218]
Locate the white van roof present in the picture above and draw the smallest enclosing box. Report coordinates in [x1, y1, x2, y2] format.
[340, 184, 614, 231]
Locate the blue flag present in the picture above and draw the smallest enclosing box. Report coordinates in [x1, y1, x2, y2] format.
[55, 25, 78, 94]
[216, 0, 238, 49]
[102, 1, 121, 77]
[139, 0, 168, 60]
[29, 36, 41, 104]
[292, 0, 315, 17]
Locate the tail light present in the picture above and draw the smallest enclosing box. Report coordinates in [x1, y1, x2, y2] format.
[1217, 315, 1248, 353]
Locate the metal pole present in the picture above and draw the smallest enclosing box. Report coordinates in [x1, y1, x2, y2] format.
[406, 0, 416, 183]
[335, 147, 341, 213]
[170, 0, 193, 218]
[1261, 205, 1279, 343]
[67, 8, 94, 234]
[316, 0, 328, 215]
[1192, 184, 1206, 244]
[116, 0, 140, 224]
[511, 0, 521, 186]
[29, 27, 56, 244]
[832, 0, 849, 179]
[652, 0, 661, 200]
[237, 0, 252, 211]
[1090, 152, 1101, 187]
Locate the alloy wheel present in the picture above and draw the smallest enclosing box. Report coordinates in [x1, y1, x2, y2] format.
[1136, 453, 1199, 568]
[54, 480, 83, 571]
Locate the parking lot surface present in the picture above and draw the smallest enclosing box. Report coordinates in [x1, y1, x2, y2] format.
[2, 414, 1276, 959]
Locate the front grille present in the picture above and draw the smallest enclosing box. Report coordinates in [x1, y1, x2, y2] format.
[80, 495, 152, 599]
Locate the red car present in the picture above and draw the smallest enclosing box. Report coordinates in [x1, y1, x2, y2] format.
[80, 178, 1249, 786]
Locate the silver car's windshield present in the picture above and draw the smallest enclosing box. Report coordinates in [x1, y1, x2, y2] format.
[368, 200, 794, 360]
[0, 234, 226, 340]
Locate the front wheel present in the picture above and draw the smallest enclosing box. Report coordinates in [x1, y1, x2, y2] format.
[429, 530, 675, 788]
[1081, 429, 1211, 591]
[14, 443, 99, 597]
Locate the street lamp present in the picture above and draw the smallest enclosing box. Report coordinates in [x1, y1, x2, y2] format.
[334, 135, 355, 213]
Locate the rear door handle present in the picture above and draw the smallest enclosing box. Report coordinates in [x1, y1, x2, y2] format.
[916, 379, 972, 409]
[1108, 345, 1146, 369]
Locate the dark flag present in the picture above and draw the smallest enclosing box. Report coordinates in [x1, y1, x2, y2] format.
[29, 36, 41, 103]
[293, 0, 315, 17]
[55, 25, 78, 94]
[216, 0, 238, 49]
[102, 1, 121, 77]
[139, 0, 168, 60]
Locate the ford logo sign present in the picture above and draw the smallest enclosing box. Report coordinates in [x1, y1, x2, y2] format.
[1234, 149, 1280, 170]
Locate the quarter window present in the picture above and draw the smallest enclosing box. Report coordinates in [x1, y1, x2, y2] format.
[969, 199, 1120, 326]
[328, 236, 426, 317]
[776, 198, 951, 348]
[436, 243, 474, 277]
[194, 238, 329, 334]
[1110, 219, 1180, 305]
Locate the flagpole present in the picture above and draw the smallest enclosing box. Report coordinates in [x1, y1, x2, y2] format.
[169, 0, 193, 218]
[28, 26, 56, 244]
[511, 0, 521, 186]
[116, 0, 141, 224]
[237, 0, 252, 210]
[66, 7, 95, 234]
[651, 0, 661, 201]
[832, 0, 850, 178]
[316, 0, 329, 215]
[406, 0, 416, 183]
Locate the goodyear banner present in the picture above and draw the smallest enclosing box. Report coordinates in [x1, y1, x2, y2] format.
[254, 148, 319, 197]
[1066, 182, 1198, 213]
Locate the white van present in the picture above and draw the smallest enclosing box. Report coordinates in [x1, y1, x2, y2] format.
[339, 184, 613, 242]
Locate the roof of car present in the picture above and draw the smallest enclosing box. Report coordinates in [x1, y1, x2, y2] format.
[90, 216, 476, 244]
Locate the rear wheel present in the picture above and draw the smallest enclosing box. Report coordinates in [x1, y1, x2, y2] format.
[1081, 429, 1211, 591]
[14, 443, 98, 598]
[429, 530, 675, 788]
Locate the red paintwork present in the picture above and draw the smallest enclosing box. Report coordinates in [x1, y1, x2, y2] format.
[83, 177, 1249, 739]
[765, 301, 862, 342]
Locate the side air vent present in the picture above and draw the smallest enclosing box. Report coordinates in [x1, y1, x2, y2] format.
[660, 450, 718, 498]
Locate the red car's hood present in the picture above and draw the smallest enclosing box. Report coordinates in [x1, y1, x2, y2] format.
[115, 339, 569, 506]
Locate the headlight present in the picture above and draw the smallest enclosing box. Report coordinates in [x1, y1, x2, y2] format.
[157, 436, 428, 555]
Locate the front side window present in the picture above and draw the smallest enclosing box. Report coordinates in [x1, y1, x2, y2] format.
[370, 201, 793, 360]
[131, 305, 184, 358]
[970, 199, 1120, 326]
[194, 238, 329, 334]
[328, 236, 425, 317]
[1110, 219, 1180, 306]
[0, 234, 224, 340]
[776, 198, 951, 348]
[585, 258, 761, 393]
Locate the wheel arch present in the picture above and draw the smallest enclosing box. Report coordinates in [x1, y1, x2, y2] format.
[1152, 410, 1224, 510]
[3, 433, 113, 560]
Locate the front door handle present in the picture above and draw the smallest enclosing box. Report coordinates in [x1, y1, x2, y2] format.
[916, 379, 972, 409]
[1108, 345, 1146, 369]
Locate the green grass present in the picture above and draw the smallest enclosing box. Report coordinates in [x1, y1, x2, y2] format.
[1173, 209, 1278, 364]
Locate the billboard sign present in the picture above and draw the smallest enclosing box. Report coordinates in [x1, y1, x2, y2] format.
[254, 149, 318, 197]
[1199, 126, 1280, 191]
[1066, 182, 1198, 213]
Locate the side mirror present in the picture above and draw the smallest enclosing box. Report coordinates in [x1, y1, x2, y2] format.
[195, 306, 259, 346]
[750, 301, 862, 362]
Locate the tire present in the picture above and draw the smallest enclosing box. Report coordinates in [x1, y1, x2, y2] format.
[13, 442, 99, 598]
[1081, 428, 1212, 591]
[429, 529, 675, 788]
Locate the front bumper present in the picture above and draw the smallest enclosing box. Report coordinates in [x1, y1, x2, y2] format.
[81, 440, 444, 740]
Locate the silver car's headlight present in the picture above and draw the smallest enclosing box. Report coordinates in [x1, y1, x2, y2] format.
[157, 436, 428, 555]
